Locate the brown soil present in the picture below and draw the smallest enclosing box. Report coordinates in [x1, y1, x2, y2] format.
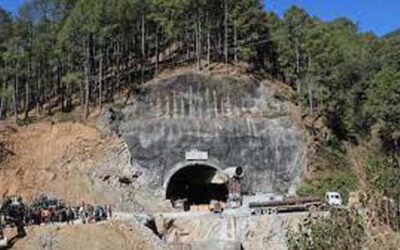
[0, 121, 114, 204]
[5, 221, 154, 250]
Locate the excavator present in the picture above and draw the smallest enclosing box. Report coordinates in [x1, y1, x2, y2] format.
[0, 196, 26, 249]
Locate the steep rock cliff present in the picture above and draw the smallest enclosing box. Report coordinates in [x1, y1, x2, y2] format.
[114, 72, 307, 196]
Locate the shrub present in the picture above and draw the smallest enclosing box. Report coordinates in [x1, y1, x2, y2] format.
[297, 170, 357, 203]
[365, 152, 400, 198]
[288, 208, 366, 250]
[54, 111, 76, 123]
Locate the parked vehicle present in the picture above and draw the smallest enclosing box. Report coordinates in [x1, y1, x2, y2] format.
[325, 192, 342, 206]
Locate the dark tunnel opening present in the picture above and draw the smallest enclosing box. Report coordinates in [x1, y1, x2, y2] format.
[166, 164, 228, 206]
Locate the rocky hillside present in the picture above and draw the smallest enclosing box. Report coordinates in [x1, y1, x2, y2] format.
[108, 71, 308, 197]
[1, 68, 399, 250]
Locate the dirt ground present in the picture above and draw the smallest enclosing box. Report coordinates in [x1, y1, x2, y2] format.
[4, 221, 155, 250]
[0, 121, 114, 204]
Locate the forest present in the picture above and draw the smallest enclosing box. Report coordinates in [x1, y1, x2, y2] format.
[0, 0, 399, 199]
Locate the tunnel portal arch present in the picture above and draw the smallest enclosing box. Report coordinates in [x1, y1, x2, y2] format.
[165, 162, 228, 205]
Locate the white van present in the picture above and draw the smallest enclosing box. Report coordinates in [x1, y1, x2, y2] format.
[325, 192, 343, 206]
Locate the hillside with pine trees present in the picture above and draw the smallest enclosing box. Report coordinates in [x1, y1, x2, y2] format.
[1, 1, 400, 248]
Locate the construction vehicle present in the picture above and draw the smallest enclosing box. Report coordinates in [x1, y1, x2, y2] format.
[249, 192, 342, 215]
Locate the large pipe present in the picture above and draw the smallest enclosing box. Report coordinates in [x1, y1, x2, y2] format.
[223, 167, 244, 178]
[211, 166, 244, 184]
[249, 197, 321, 208]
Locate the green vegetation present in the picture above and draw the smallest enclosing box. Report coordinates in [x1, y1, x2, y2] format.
[0, 2, 399, 248]
[0, 0, 399, 199]
[16, 117, 37, 127]
[297, 170, 357, 203]
[365, 151, 400, 198]
[288, 208, 366, 250]
[297, 142, 357, 202]
[53, 111, 77, 123]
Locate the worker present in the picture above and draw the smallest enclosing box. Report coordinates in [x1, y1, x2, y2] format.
[94, 206, 101, 222]
[227, 176, 242, 208]
[79, 203, 86, 224]
[66, 206, 74, 225]
[103, 205, 108, 220]
[0, 224, 8, 249]
[0, 223, 4, 240]
[9, 196, 26, 237]
[107, 205, 113, 218]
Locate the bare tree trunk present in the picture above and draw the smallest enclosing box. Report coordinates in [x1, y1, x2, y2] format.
[66, 80, 71, 110]
[234, 20, 237, 62]
[36, 68, 41, 114]
[141, 14, 145, 84]
[80, 39, 86, 109]
[224, 0, 228, 66]
[308, 80, 313, 116]
[199, 15, 202, 69]
[117, 42, 121, 91]
[195, 15, 200, 70]
[13, 74, 19, 123]
[307, 55, 313, 116]
[295, 38, 300, 75]
[59, 62, 65, 111]
[0, 81, 5, 119]
[80, 79, 85, 109]
[84, 35, 91, 119]
[155, 26, 159, 75]
[66, 52, 72, 110]
[0, 98, 3, 119]
[186, 25, 190, 61]
[295, 38, 301, 93]
[98, 55, 103, 111]
[24, 78, 29, 120]
[207, 25, 211, 65]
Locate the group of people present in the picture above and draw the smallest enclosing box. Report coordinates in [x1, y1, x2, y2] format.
[26, 195, 113, 225]
[1, 195, 113, 228]
[0, 195, 113, 247]
[77, 202, 113, 224]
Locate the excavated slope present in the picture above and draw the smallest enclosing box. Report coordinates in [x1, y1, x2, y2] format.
[0, 121, 169, 249]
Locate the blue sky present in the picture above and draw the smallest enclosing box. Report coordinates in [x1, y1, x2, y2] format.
[0, 0, 24, 14]
[1, 0, 399, 36]
[264, 0, 400, 36]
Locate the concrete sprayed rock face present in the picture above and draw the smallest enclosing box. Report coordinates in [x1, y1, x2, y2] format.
[154, 212, 311, 250]
[118, 72, 307, 196]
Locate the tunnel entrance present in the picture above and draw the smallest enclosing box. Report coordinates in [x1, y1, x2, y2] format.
[166, 164, 228, 206]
